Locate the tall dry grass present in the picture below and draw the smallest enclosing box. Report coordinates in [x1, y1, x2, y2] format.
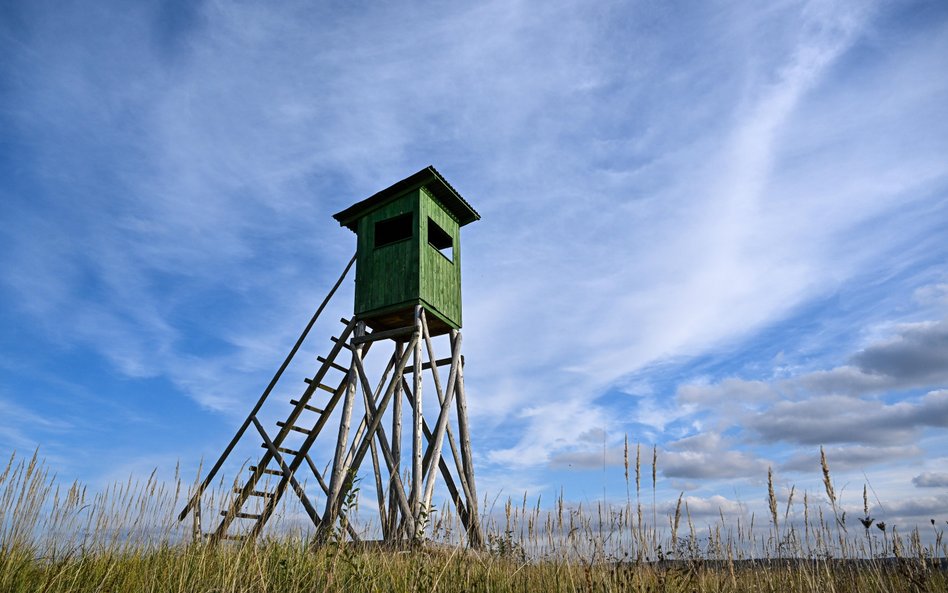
[1, 448, 945, 592]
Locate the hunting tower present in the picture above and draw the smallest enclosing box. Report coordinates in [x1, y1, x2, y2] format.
[179, 166, 483, 548]
[334, 167, 478, 334]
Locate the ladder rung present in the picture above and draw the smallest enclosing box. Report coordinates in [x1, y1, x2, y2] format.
[340, 317, 351, 325]
[250, 465, 283, 476]
[289, 399, 324, 414]
[303, 378, 336, 393]
[222, 511, 262, 520]
[260, 443, 300, 456]
[236, 487, 275, 498]
[317, 355, 348, 374]
[330, 336, 352, 350]
[277, 421, 312, 435]
[220, 534, 247, 542]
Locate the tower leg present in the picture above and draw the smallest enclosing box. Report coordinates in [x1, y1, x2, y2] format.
[411, 305, 424, 534]
[320, 322, 364, 539]
[389, 341, 403, 539]
[454, 356, 483, 547]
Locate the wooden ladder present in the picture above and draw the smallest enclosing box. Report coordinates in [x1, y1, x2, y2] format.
[211, 317, 361, 542]
[177, 254, 357, 541]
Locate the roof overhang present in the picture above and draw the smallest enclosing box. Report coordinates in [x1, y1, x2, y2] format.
[333, 166, 480, 232]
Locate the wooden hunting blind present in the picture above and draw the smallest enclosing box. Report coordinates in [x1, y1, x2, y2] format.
[179, 166, 484, 549]
[332, 166, 480, 335]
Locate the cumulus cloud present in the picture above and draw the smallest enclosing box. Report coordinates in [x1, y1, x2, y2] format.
[659, 494, 746, 518]
[661, 433, 768, 481]
[792, 365, 890, 397]
[676, 378, 777, 408]
[549, 448, 625, 470]
[912, 472, 948, 488]
[851, 320, 948, 385]
[879, 493, 948, 523]
[749, 391, 948, 446]
[781, 444, 922, 473]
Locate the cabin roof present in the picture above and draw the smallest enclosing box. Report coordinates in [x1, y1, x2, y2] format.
[333, 166, 480, 232]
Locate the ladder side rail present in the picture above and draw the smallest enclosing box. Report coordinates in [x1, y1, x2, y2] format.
[178, 252, 356, 522]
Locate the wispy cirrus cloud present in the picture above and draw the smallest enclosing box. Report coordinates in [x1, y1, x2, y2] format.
[0, 0, 946, 527]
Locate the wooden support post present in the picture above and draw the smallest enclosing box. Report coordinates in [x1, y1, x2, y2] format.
[360, 360, 390, 539]
[341, 353, 395, 473]
[322, 322, 364, 534]
[322, 331, 419, 539]
[402, 376, 474, 534]
[350, 351, 415, 537]
[389, 340, 403, 539]
[401, 377, 474, 516]
[454, 352, 483, 547]
[421, 327, 462, 512]
[192, 498, 202, 543]
[411, 305, 423, 526]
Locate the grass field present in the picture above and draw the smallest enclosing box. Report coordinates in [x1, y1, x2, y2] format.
[1, 448, 945, 592]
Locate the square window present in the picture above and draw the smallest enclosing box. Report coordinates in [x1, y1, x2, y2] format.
[374, 213, 413, 248]
[428, 217, 453, 262]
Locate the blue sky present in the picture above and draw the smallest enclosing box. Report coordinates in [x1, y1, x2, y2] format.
[1, 0, 947, 531]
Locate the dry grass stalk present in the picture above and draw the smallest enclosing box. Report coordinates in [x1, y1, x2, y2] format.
[820, 446, 836, 507]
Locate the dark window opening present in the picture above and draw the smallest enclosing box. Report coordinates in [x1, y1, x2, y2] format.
[374, 213, 413, 248]
[427, 217, 454, 262]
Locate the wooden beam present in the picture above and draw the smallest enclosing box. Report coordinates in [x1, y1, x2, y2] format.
[351, 325, 414, 345]
[404, 356, 460, 374]
[276, 421, 312, 436]
[401, 376, 474, 510]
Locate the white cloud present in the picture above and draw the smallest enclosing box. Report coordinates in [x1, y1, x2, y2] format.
[781, 444, 923, 473]
[912, 472, 948, 488]
[661, 433, 769, 482]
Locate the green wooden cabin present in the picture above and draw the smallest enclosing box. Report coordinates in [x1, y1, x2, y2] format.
[333, 166, 479, 336]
